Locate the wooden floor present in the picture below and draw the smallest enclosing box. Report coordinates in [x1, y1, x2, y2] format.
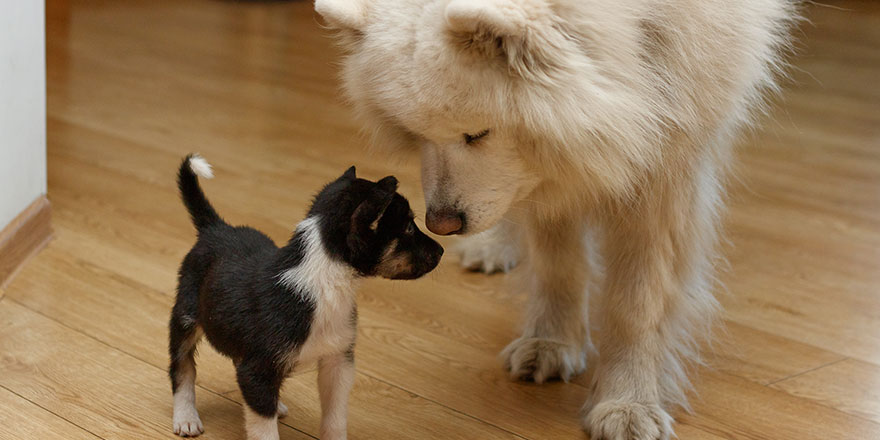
[1, 0, 878, 438]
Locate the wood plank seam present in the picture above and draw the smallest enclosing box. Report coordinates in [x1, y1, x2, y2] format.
[0, 383, 106, 440]
[11, 277, 529, 440]
[765, 358, 850, 386]
[2, 202, 548, 439]
[766, 357, 880, 427]
[4, 297, 322, 439]
[11, 253, 854, 440]
[9, 245, 872, 439]
[343, 373, 532, 440]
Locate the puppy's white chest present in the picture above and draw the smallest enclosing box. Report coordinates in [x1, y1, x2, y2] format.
[277, 216, 359, 368]
[296, 293, 356, 364]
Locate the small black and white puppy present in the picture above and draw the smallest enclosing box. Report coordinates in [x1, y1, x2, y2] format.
[168, 154, 443, 440]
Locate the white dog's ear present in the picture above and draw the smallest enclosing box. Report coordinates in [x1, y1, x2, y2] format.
[315, 0, 369, 30]
[445, 0, 530, 38]
[445, 0, 563, 79]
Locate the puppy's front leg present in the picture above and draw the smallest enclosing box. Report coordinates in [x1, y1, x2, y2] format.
[236, 360, 282, 440]
[318, 350, 355, 440]
[502, 214, 593, 383]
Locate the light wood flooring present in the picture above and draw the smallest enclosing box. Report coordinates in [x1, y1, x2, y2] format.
[1, 0, 879, 438]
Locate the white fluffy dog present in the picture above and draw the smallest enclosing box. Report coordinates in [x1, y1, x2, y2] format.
[314, 0, 795, 438]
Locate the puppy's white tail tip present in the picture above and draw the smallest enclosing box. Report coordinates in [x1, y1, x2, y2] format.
[189, 154, 214, 179]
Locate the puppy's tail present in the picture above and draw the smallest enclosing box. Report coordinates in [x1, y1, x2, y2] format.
[178, 154, 222, 230]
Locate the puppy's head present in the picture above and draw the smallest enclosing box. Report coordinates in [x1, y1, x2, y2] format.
[310, 166, 444, 279]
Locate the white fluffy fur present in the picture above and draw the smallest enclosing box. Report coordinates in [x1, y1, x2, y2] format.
[188, 154, 213, 179]
[315, 0, 368, 30]
[317, 0, 795, 438]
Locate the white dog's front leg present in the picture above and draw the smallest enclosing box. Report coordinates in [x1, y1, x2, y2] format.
[501, 215, 593, 383]
[584, 161, 722, 440]
[318, 351, 355, 440]
[456, 215, 522, 273]
[583, 217, 680, 440]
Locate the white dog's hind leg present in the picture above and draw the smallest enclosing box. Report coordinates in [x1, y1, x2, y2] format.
[457, 216, 522, 273]
[502, 215, 593, 383]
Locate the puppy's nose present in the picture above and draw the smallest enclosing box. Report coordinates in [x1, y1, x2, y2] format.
[429, 245, 445, 268]
[426, 208, 465, 235]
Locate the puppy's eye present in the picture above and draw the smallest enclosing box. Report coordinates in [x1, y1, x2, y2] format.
[405, 221, 415, 235]
[463, 129, 489, 145]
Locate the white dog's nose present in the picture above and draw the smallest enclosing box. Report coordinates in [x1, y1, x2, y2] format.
[426, 208, 464, 235]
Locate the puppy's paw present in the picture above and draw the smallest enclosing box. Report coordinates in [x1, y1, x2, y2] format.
[584, 401, 673, 440]
[277, 401, 289, 418]
[320, 428, 347, 440]
[456, 229, 519, 274]
[173, 409, 204, 437]
[501, 337, 586, 383]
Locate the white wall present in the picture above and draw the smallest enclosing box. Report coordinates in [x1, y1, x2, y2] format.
[0, 0, 47, 228]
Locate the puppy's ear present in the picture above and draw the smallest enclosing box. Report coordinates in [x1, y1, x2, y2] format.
[347, 190, 395, 254]
[342, 166, 357, 181]
[377, 176, 398, 193]
[445, 0, 563, 79]
[315, 0, 369, 31]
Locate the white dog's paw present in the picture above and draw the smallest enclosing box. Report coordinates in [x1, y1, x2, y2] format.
[173, 408, 204, 437]
[277, 401, 289, 418]
[501, 337, 587, 383]
[456, 229, 520, 274]
[584, 401, 673, 440]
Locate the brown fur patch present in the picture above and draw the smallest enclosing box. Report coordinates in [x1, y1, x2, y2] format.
[375, 239, 413, 278]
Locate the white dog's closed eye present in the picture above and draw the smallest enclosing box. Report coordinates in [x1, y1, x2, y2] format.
[464, 129, 490, 145]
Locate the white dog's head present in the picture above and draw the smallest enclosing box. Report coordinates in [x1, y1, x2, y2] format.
[316, 0, 663, 235]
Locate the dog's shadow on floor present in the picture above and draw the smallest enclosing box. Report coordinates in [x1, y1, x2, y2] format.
[197, 398, 248, 437]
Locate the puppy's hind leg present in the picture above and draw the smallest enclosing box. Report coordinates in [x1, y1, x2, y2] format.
[169, 310, 204, 437]
[276, 401, 289, 418]
[318, 350, 355, 440]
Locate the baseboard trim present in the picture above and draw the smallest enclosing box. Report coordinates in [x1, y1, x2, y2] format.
[0, 196, 53, 290]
